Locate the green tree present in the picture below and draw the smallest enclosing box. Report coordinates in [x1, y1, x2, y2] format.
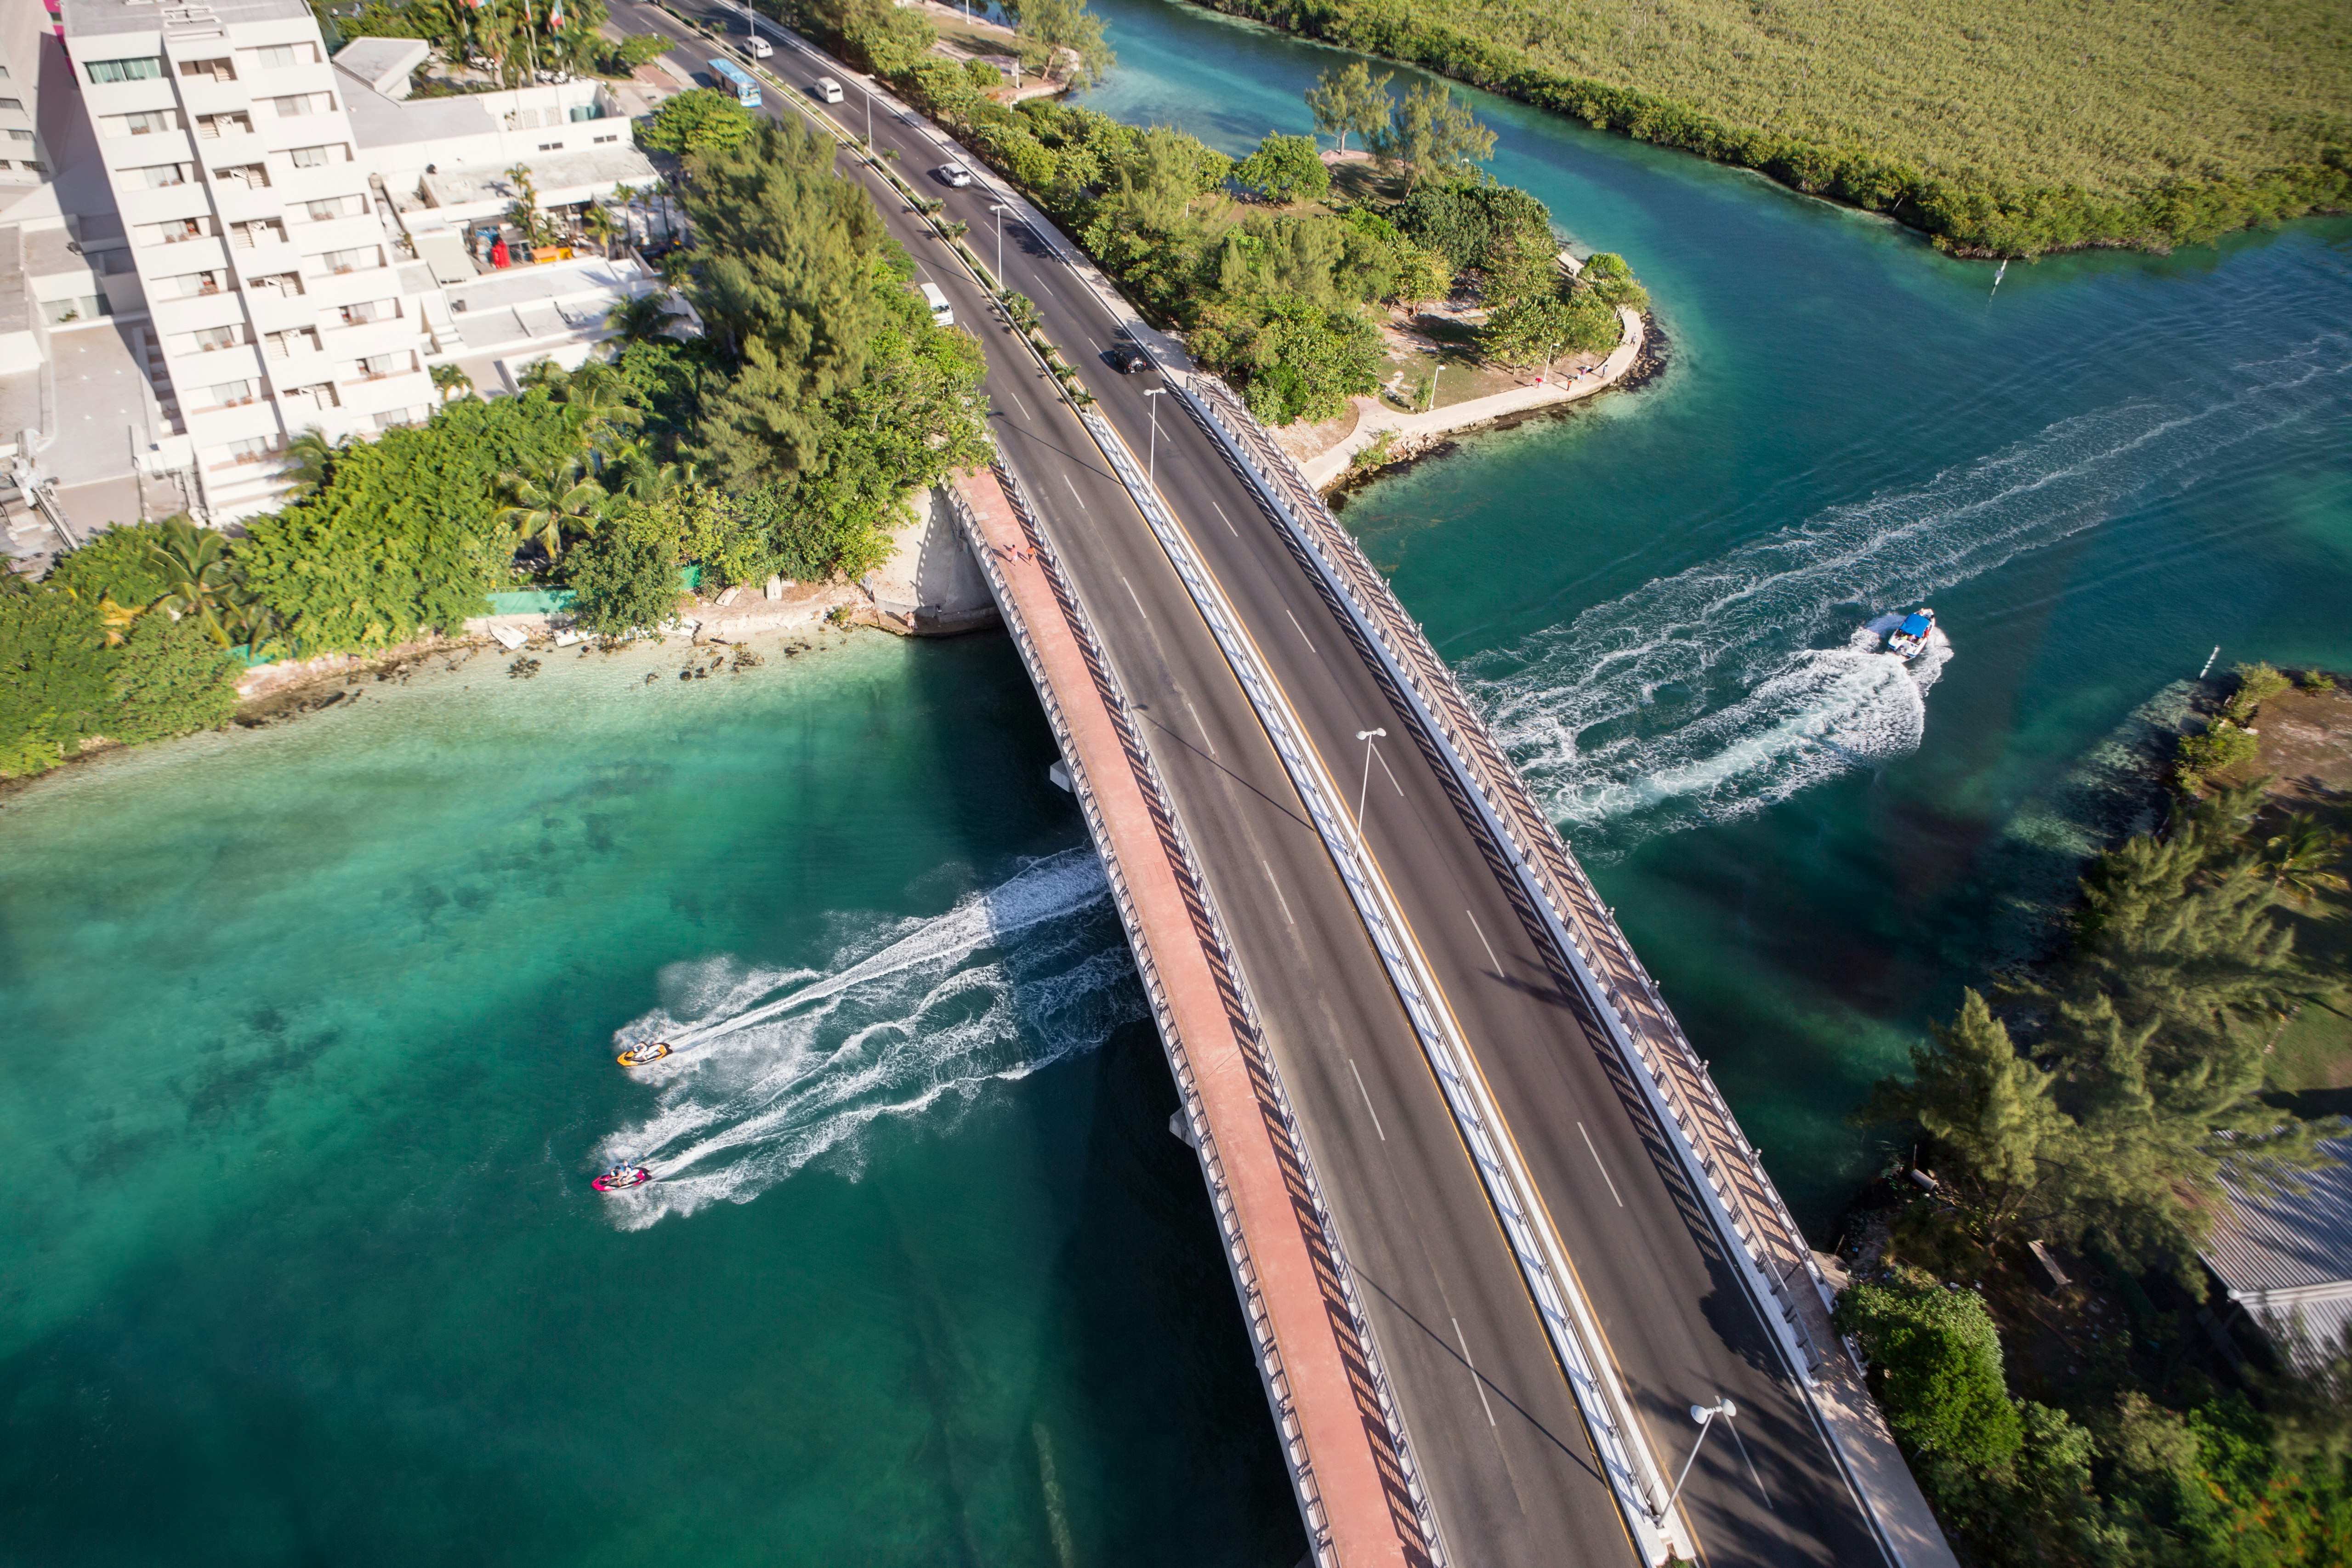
[822, 0, 937, 76]
[1835, 1268, 2024, 1468]
[2226, 659, 2294, 722]
[636, 87, 757, 157]
[1004, 0, 1113, 89]
[277, 426, 341, 500]
[1863, 990, 2076, 1242]
[0, 579, 112, 776]
[148, 516, 239, 642]
[45, 520, 174, 624]
[2262, 815, 2351, 907]
[1304, 59, 1394, 156]
[431, 363, 475, 402]
[1233, 132, 1331, 204]
[566, 503, 683, 638]
[107, 609, 240, 744]
[1372, 81, 1495, 190]
[1579, 251, 1650, 312]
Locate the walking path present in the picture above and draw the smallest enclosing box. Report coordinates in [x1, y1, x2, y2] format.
[1296, 306, 1646, 490]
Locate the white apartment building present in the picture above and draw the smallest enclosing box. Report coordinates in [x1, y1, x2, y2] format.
[61, 0, 441, 517]
[0, 0, 56, 189]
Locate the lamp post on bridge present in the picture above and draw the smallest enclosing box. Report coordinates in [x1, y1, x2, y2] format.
[1143, 386, 1166, 491]
[1662, 1395, 1768, 1521]
[1355, 727, 1386, 834]
[989, 202, 1010, 291]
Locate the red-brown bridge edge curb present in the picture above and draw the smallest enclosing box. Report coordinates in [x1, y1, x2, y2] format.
[950, 466, 1436, 1568]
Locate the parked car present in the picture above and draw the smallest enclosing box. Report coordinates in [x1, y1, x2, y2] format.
[937, 161, 973, 188]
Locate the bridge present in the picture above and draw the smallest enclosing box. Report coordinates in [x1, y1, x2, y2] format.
[614, 6, 1959, 1562]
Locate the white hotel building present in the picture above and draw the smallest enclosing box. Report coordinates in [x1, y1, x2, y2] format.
[63, 0, 439, 516]
[28, 0, 665, 527]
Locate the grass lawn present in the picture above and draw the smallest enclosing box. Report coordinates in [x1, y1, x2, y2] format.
[1191, 0, 2352, 255]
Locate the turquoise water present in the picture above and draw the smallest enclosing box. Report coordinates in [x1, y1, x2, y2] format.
[9, 4, 2352, 1556]
[1081, 0, 2352, 1222]
[0, 636, 1301, 1563]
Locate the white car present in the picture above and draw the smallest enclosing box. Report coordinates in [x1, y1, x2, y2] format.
[938, 161, 973, 188]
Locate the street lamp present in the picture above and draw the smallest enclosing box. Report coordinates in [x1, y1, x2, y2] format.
[989, 202, 1010, 289]
[1143, 386, 1165, 490]
[1665, 1397, 1737, 1515]
[1355, 727, 1386, 832]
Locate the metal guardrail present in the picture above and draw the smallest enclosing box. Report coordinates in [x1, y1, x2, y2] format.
[947, 463, 1444, 1568]
[1071, 403, 1682, 1564]
[1179, 373, 1845, 1381]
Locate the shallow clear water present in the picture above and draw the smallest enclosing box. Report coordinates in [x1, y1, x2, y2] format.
[8, 3, 2351, 1556]
[1082, 0, 2352, 1221]
[0, 636, 1301, 1564]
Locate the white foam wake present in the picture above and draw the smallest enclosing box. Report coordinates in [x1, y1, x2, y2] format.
[1466, 335, 2349, 852]
[591, 850, 1139, 1226]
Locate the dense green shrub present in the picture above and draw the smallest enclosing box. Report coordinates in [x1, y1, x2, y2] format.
[107, 611, 241, 745]
[635, 88, 757, 156]
[567, 505, 686, 639]
[1836, 1270, 2023, 1467]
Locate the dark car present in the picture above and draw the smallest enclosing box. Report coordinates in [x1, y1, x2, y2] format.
[1104, 343, 1152, 373]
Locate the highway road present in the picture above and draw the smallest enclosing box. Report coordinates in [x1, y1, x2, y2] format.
[604, 10, 1889, 1562]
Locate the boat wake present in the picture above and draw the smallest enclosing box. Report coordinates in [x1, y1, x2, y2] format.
[1466, 335, 2348, 854]
[591, 850, 1138, 1227]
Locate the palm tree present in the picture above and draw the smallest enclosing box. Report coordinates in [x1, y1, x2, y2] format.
[496, 453, 610, 562]
[430, 363, 475, 402]
[278, 426, 339, 499]
[147, 517, 237, 642]
[2263, 815, 2352, 907]
[605, 291, 673, 344]
[581, 200, 621, 258]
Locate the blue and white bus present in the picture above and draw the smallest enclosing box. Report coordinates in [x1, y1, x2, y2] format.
[708, 57, 760, 108]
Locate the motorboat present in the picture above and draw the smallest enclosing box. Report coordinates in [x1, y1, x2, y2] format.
[1885, 608, 1937, 660]
[617, 1040, 671, 1068]
[593, 1164, 651, 1193]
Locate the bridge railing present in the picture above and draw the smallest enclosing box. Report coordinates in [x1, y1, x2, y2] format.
[948, 464, 1444, 1568]
[1177, 372, 1844, 1375]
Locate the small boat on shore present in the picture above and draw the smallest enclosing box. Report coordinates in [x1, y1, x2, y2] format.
[617, 1040, 671, 1068]
[1884, 608, 1937, 661]
[592, 1163, 651, 1193]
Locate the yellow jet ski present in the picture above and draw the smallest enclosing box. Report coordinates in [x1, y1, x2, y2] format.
[617, 1040, 671, 1068]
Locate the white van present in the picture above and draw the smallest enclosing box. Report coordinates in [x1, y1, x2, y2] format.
[746, 35, 773, 59]
[812, 75, 843, 103]
[920, 282, 953, 328]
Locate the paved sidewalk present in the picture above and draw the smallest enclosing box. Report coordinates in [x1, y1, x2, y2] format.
[956, 467, 1425, 1568]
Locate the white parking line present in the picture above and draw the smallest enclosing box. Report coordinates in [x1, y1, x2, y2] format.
[1466, 909, 1501, 973]
[1210, 500, 1239, 536]
[1578, 1122, 1625, 1208]
[1120, 575, 1147, 619]
[1452, 1317, 1499, 1426]
[1282, 606, 1316, 653]
[1062, 472, 1087, 512]
[1262, 859, 1295, 926]
[1348, 1058, 1387, 1142]
[1185, 698, 1218, 757]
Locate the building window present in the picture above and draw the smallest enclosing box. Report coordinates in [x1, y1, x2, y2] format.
[318, 246, 374, 275]
[337, 299, 392, 326]
[371, 407, 423, 431]
[224, 435, 281, 464]
[164, 271, 227, 299]
[287, 144, 338, 169]
[250, 273, 303, 296]
[195, 111, 254, 139]
[208, 380, 257, 407]
[302, 195, 364, 221]
[7, 130, 30, 144]
[192, 324, 240, 351]
[266, 94, 315, 118]
[253, 44, 318, 69]
[103, 109, 178, 137]
[537, 142, 561, 152]
[0, 98, 23, 113]
[86, 57, 165, 85]
[133, 162, 191, 188]
[593, 133, 619, 145]
[214, 163, 270, 188]
[354, 352, 404, 379]
[44, 294, 111, 324]
[140, 217, 210, 245]
[179, 58, 236, 83]
[264, 327, 321, 358]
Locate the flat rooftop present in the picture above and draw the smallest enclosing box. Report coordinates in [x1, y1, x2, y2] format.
[61, 0, 316, 39]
